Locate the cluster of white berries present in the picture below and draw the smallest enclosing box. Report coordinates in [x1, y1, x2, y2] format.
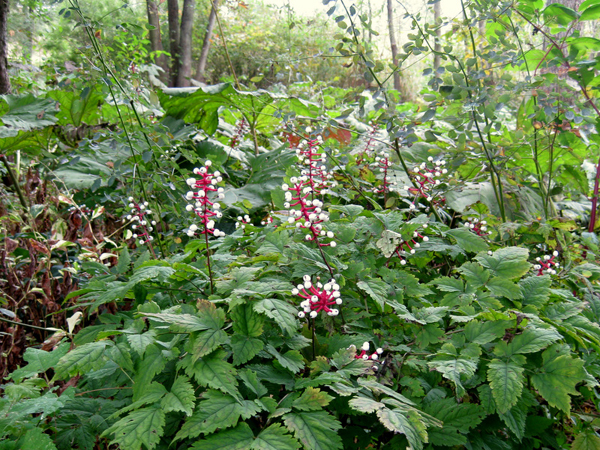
[185, 161, 226, 238]
[125, 197, 157, 246]
[464, 217, 493, 237]
[404, 156, 449, 210]
[235, 214, 252, 229]
[533, 251, 560, 276]
[372, 150, 397, 194]
[293, 275, 342, 318]
[352, 341, 384, 361]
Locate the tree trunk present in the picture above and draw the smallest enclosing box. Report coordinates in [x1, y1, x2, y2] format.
[167, 0, 180, 87]
[146, 0, 168, 83]
[0, 0, 9, 94]
[176, 0, 195, 87]
[386, 0, 400, 92]
[433, 0, 441, 70]
[195, 0, 219, 83]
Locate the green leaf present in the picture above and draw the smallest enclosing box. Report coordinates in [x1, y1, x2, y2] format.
[423, 398, 485, 447]
[179, 350, 240, 399]
[127, 329, 157, 357]
[292, 387, 333, 411]
[486, 277, 523, 300]
[428, 358, 477, 397]
[9, 342, 70, 382]
[239, 368, 268, 397]
[129, 263, 175, 284]
[376, 408, 428, 450]
[572, 429, 600, 450]
[531, 348, 585, 413]
[142, 311, 224, 333]
[104, 405, 165, 450]
[161, 376, 195, 416]
[109, 342, 135, 372]
[255, 298, 298, 335]
[580, 3, 600, 20]
[432, 277, 465, 293]
[465, 320, 511, 345]
[507, 327, 562, 355]
[458, 262, 490, 289]
[357, 279, 390, 311]
[0, 94, 58, 130]
[475, 247, 530, 279]
[175, 390, 261, 440]
[446, 228, 489, 253]
[348, 395, 385, 414]
[283, 410, 343, 450]
[487, 356, 526, 414]
[53, 341, 113, 379]
[266, 346, 305, 373]
[190, 422, 300, 450]
[519, 276, 552, 307]
[231, 335, 264, 365]
[253, 423, 301, 450]
[132, 344, 168, 401]
[191, 328, 228, 361]
[18, 427, 58, 450]
[232, 304, 264, 337]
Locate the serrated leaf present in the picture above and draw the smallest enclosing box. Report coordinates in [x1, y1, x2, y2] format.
[180, 350, 239, 399]
[507, 327, 562, 355]
[428, 358, 477, 397]
[292, 387, 333, 411]
[572, 429, 600, 450]
[231, 335, 264, 365]
[239, 368, 268, 397]
[486, 277, 523, 300]
[487, 356, 525, 414]
[475, 247, 530, 279]
[129, 263, 175, 284]
[176, 389, 261, 440]
[109, 342, 135, 372]
[191, 328, 228, 361]
[232, 304, 264, 337]
[376, 408, 428, 450]
[357, 278, 390, 311]
[446, 228, 489, 253]
[190, 422, 300, 450]
[161, 376, 195, 416]
[458, 262, 490, 289]
[432, 277, 465, 293]
[53, 341, 113, 379]
[132, 345, 168, 401]
[519, 275, 551, 307]
[19, 427, 58, 450]
[255, 298, 298, 335]
[348, 395, 385, 413]
[104, 405, 165, 450]
[531, 350, 585, 413]
[464, 320, 510, 345]
[266, 346, 305, 373]
[143, 303, 225, 333]
[9, 342, 70, 382]
[376, 230, 402, 258]
[423, 397, 485, 446]
[283, 410, 343, 450]
[127, 329, 157, 357]
[253, 423, 301, 450]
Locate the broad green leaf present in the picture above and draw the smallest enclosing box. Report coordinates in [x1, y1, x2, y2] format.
[254, 298, 298, 335]
[376, 408, 428, 450]
[53, 341, 113, 379]
[423, 398, 485, 447]
[176, 390, 261, 440]
[446, 228, 489, 253]
[486, 277, 522, 299]
[142, 311, 224, 333]
[161, 376, 195, 416]
[190, 422, 300, 450]
[580, 3, 600, 20]
[357, 379, 416, 406]
[18, 427, 57, 450]
[9, 342, 70, 382]
[47, 86, 104, 127]
[283, 410, 343, 450]
[464, 320, 511, 345]
[0, 94, 58, 130]
[191, 328, 228, 361]
[520, 276, 552, 307]
[572, 429, 600, 450]
[357, 278, 390, 311]
[109, 342, 135, 372]
[179, 350, 239, 399]
[531, 349, 585, 413]
[431, 277, 465, 293]
[266, 346, 305, 373]
[507, 327, 562, 355]
[132, 344, 168, 401]
[238, 368, 268, 397]
[253, 423, 301, 450]
[104, 405, 165, 450]
[458, 262, 490, 289]
[428, 358, 477, 397]
[232, 304, 264, 337]
[348, 395, 385, 414]
[292, 387, 333, 411]
[231, 335, 264, 365]
[475, 247, 530, 279]
[129, 263, 175, 284]
[115, 382, 167, 416]
[487, 356, 526, 414]
[127, 329, 157, 357]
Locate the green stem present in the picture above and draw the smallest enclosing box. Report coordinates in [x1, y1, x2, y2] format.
[1, 155, 28, 214]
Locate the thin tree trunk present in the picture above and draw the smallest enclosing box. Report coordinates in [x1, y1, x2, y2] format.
[386, 0, 400, 91]
[434, 0, 441, 70]
[0, 0, 10, 94]
[146, 0, 168, 83]
[195, 0, 219, 82]
[176, 0, 195, 87]
[167, 0, 180, 87]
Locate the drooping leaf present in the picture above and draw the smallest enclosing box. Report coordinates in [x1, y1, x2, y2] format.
[487, 356, 526, 414]
[376, 408, 428, 450]
[531, 348, 585, 413]
[161, 376, 195, 416]
[283, 410, 343, 450]
[9, 342, 70, 382]
[104, 405, 165, 450]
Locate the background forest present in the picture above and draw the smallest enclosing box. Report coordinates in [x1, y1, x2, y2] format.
[3, 0, 600, 449]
